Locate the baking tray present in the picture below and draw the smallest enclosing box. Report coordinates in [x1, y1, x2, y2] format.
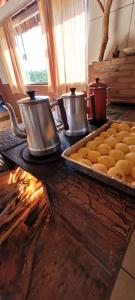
[62, 120, 135, 197]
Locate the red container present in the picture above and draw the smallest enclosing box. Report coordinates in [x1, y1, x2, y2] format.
[88, 78, 107, 123]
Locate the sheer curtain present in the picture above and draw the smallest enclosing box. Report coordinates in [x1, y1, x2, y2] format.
[38, 0, 87, 96]
[0, 17, 25, 94]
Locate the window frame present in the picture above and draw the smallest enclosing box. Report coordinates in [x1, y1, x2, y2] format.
[12, 2, 48, 86]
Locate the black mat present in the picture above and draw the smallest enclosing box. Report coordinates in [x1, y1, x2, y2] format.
[0, 129, 26, 152]
[22, 146, 63, 164]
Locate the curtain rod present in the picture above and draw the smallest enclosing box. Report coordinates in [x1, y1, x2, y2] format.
[12, 0, 37, 20]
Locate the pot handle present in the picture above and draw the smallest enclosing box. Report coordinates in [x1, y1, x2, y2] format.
[90, 94, 96, 121]
[57, 98, 69, 130]
[85, 94, 96, 121]
[51, 98, 69, 130]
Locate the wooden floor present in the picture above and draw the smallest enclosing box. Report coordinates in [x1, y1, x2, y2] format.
[0, 111, 10, 131]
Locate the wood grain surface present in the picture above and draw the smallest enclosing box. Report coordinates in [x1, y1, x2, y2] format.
[1, 105, 135, 300]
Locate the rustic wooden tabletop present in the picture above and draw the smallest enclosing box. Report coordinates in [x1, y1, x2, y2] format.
[1, 103, 135, 300]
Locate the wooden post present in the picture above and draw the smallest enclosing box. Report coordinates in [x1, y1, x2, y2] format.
[96, 0, 113, 61]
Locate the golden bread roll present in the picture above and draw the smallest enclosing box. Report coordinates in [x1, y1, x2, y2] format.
[125, 152, 135, 165]
[118, 123, 130, 132]
[116, 131, 129, 142]
[115, 143, 129, 154]
[110, 122, 119, 131]
[123, 136, 135, 145]
[129, 145, 135, 152]
[111, 134, 120, 142]
[93, 136, 104, 146]
[115, 160, 134, 175]
[107, 167, 126, 181]
[100, 131, 110, 139]
[86, 140, 98, 150]
[92, 163, 107, 174]
[106, 128, 116, 135]
[109, 149, 125, 162]
[97, 143, 111, 155]
[78, 158, 92, 167]
[130, 126, 135, 133]
[130, 133, 135, 137]
[87, 150, 100, 163]
[104, 137, 117, 148]
[98, 155, 115, 169]
[78, 147, 89, 158]
[70, 153, 82, 161]
[131, 167, 135, 180]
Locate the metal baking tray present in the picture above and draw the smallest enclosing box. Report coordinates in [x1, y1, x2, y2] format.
[62, 120, 135, 197]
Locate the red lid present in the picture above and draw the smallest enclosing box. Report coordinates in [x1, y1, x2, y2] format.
[88, 78, 107, 89]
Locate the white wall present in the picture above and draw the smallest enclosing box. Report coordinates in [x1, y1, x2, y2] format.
[88, 0, 135, 64]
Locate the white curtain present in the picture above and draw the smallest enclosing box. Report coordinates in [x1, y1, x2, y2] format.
[52, 0, 87, 93]
[38, 0, 87, 95]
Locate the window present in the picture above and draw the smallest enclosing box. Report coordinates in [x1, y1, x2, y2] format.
[13, 3, 48, 84]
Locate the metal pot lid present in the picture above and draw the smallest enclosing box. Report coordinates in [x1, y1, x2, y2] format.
[18, 95, 49, 105]
[62, 87, 85, 98]
[88, 78, 107, 89]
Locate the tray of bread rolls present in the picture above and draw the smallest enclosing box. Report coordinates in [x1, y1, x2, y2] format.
[62, 120, 135, 197]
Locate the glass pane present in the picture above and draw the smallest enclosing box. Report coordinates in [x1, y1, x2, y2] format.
[16, 25, 48, 84]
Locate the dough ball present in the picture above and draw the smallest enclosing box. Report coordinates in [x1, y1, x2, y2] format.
[86, 140, 97, 150]
[116, 131, 129, 142]
[125, 152, 135, 165]
[104, 137, 117, 148]
[130, 133, 135, 137]
[78, 158, 92, 167]
[93, 136, 104, 146]
[118, 123, 130, 132]
[97, 143, 111, 155]
[70, 153, 82, 161]
[130, 126, 135, 133]
[106, 128, 116, 135]
[111, 123, 119, 131]
[123, 136, 135, 145]
[131, 167, 135, 180]
[115, 143, 129, 154]
[78, 147, 89, 158]
[109, 149, 125, 162]
[98, 155, 115, 169]
[87, 150, 100, 163]
[129, 145, 135, 152]
[100, 131, 110, 139]
[107, 167, 125, 181]
[115, 160, 134, 175]
[92, 163, 107, 174]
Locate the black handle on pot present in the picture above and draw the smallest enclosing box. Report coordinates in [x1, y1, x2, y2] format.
[70, 88, 76, 95]
[26, 90, 36, 99]
[57, 98, 69, 130]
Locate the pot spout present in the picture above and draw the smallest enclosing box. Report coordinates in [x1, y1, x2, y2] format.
[4, 103, 27, 138]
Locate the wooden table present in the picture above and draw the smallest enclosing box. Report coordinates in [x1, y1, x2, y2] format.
[1, 104, 135, 300]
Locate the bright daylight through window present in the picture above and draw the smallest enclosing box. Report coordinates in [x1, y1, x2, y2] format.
[15, 14, 48, 84]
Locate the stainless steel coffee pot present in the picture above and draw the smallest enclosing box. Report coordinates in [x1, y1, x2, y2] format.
[5, 91, 68, 157]
[55, 88, 88, 136]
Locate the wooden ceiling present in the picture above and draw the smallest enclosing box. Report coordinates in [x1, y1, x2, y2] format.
[0, 0, 8, 8]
